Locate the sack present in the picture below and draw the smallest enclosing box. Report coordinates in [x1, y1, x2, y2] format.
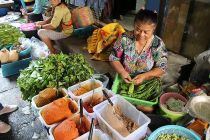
[71, 6, 95, 28]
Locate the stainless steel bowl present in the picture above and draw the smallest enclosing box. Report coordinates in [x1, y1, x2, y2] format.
[185, 95, 210, 123]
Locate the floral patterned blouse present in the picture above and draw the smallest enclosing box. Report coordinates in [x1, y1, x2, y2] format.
[109, 33, 168, 76]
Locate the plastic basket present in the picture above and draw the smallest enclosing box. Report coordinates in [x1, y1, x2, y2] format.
[10, 45, 32, 57]
[0, 44, 13, 50]
[68, 79, 103, 101]
[148, 125, 200, 140]
[31, 88, 68, 112]
[206, 126, 210, 140]
[75, 129, 110, 140]
[81, 88, 114, 119]
[93, 95, 151, 140]
[93, 74, 109, 88]
[49, 113, 91, 140]
[1, 56, 32, 77]
[159, 92, 187, 122]
[72, 26, 94, 39]
[39, 98, 78, 128]
[111, 74, 158, 107]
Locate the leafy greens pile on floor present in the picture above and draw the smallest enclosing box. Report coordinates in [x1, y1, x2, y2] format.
[118, 78, 162, 101]
[17, 53, 94, 101]
[0, 24, 25, 49]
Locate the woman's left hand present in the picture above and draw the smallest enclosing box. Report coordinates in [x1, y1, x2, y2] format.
[35, 24, 42, 29]
[132, 74, 146, 85]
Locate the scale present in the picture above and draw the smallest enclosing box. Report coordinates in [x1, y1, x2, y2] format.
[184, 95, 210, 140]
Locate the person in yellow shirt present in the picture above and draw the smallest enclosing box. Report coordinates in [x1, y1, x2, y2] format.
[35, 0, 73, 54]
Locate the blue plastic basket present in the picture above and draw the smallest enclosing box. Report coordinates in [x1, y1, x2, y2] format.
[1, 56, 32, 77]
[0, 8, 8, 17]
[10, 45, 32, 57]
[72, 25, 94, 38]
[148, 125, 200, 140]
[0, 45, 13, 50]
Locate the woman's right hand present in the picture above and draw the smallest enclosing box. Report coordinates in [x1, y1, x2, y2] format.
[120, 71, 132, 84]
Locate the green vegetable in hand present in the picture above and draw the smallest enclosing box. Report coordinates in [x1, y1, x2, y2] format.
[118, 78, 162, 101]
[128, 82, 135, 97]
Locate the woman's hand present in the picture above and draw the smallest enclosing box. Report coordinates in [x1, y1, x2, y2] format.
[35, 21, 45, 26]
[20, 9, 28, 16]
[35, 24, 42, 29]
[120, 71, 132, 84]
[132, 73, 146, 85]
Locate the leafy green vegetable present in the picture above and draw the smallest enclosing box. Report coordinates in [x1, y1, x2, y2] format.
[157, 134, 189, 140]
[0, 24, 25, 49]
[17, 53, 94, 101]
[118, 78, 162, 101]
[165, 97, 186, 112]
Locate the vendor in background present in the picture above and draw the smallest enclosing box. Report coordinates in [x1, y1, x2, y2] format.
[21, 0, 48, 22]
[109, 9, 168, 85]
[35, 0, 73, 54]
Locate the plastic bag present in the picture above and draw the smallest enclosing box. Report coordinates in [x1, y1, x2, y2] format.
[71, 7, 95, 28]
[190, 50, 210, 85]
[29, 37, 50, 59]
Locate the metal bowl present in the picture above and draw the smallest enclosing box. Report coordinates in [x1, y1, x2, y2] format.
[186, 95, 210, 123]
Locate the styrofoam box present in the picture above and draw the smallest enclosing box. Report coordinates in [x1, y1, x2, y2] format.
[75, 129, 110, 140]
[93, 95, 151, 140]
[49, 113, 91, 140]
[68, 79, 103, 101]
[81, 88, 114, 119]
[38, 98, 79, 128]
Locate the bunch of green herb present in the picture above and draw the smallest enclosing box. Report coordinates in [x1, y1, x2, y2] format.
[0, 24, 25, 49]
[17, 53, 94, 101]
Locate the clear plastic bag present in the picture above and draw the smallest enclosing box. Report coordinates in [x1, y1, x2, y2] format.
[30, 37, 50, 59]
[190, 50, 210, 84]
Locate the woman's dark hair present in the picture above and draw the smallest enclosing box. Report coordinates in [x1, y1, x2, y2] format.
[58, 0, 67, 6]
[134, 9, 158, 25]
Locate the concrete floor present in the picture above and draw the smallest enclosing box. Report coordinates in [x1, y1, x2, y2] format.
[0, 74, 48, 140]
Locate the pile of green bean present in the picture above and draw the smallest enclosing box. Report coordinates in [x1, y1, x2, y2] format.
[118, 78, 162, 101]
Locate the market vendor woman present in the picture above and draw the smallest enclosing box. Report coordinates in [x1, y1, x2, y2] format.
[35, 0, 73, 54]
[109, 9, 168, 85]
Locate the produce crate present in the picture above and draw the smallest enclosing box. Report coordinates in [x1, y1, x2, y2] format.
[93, 95, 151, 140]
[1, 56, 32, 77]
[68, 79, 103, 101]
[111, 74, 158, 107]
